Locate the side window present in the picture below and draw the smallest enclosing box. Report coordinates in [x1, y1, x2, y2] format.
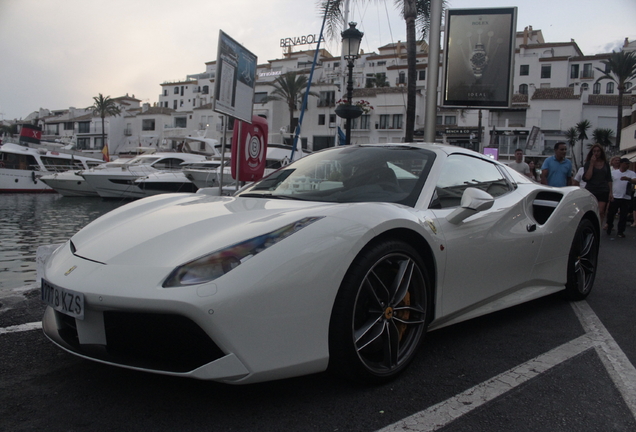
[430, 154, 510, 209]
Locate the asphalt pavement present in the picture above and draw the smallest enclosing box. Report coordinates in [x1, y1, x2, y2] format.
[1, 226, 635, 432]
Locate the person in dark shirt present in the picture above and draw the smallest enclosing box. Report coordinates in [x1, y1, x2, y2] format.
[582, 144, 612, 227]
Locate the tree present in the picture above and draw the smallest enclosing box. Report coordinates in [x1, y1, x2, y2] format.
[575, 119, 591, 168]
[321, 0, 445, 142]
[365, 73, 390, 88]
[262, 72, 319, 144]
[565, 127, 578, 169]
[91, 94, 121, 151]
[592, 127, 615, 152]
[594, 50, 636, 148]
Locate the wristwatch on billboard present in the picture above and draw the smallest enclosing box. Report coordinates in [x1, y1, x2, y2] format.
[469, 43, 488, 79]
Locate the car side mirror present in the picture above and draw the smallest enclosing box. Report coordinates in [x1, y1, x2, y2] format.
[446, 187, 495, 224]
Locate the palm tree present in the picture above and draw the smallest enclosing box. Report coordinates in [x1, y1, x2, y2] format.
[594, 50, 636, 148]
[565, 127, 578, 169]
[575, 119, 591, 168]
[262, 72, 319, 144]
[592, 127, 615, 150]
[91, 94, 121, 152]
[321, 0, 445, 142]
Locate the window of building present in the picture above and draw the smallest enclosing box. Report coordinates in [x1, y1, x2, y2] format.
[520, 64, 529, 76]
[519, 84, 528, 95]
[174, 87, 179, 94]
[398, 72, 406, 84]
[318, 114, 325, 125]
[173, 100, 178, 109]
[142, 119, 156, 131]
[78, 122, 90, 133]
[418, 70, 426, 81]
[254, 92, 268, 104]
[377, 61, 386, 66]
[180, 86, 184, 96]
[607, 82, 614, 94]
[444, 116, 457, 125]
[541, 65, 551, 79]
[64, 122, 74, 130]
[593, 82, 601, 94]
[334, 62, 340, 68]
[392, 114, 403, 129]
[626, 82, 633, 90]
[164, 89, 168, 96]
[76, 137, 90, 149]
[570, 64, 579, 79]
[318, 91, 336, 107]
[175, 117, 187, 128]
[180, 100, 184, 107]
[581, 83, 589, 91]
[582, 63, 593, 78]
[202, 85, 209, 95]
[436, 115, 443, 125]
[379, 115, 390, 129]
[360, 115, 370, 130]
[94, 137, 103, 148]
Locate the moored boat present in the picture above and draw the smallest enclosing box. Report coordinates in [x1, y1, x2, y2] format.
[0, 143, 104, 193]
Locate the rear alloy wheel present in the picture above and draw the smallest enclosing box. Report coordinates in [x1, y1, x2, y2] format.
[329, 240, 430, 383]
[565, 219, 598, 300]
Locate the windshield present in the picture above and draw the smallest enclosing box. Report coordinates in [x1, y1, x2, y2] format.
[126, 156, 159, 166]
[238, 145, 435, 207]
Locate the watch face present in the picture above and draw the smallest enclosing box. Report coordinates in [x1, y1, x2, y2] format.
[471, 52, 487, 67]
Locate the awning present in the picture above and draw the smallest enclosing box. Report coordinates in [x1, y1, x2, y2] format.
[623, 151, 636, 161]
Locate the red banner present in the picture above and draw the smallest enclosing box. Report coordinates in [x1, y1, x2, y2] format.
[231, 116, 268, 181]
[19, 124, 42, 144]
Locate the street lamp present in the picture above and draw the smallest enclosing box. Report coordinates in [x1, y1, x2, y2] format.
[336, 22, 364, 145]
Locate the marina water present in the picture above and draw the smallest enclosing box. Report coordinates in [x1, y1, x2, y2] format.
[0, 194, 126, 291]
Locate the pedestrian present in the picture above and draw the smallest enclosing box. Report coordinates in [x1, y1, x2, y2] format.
[583, 144, 612, 228]
[572, 166, 586, 188]
[606, 158, 636, 238]
[526, 159, 540, 182]
[610, 156, 621, 171]
[540, 142, 572, 187]
[509, 149, 532, 178]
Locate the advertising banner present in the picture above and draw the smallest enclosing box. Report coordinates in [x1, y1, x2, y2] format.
[442, 7, 517, 108]
[214, 30, 258, 123]
[19, 124, 42, 145]
[231, 115, 268, 181]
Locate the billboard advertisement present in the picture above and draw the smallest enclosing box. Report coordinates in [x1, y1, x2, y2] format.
[214, 30, 258, 123]
[442, 7, 517, 108]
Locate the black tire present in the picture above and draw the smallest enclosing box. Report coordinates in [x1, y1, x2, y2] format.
[328, 239, 431, 384]
[565, 219, 598, 300]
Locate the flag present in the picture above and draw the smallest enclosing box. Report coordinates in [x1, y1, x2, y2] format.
[337, 126, 346, 146]
[102, 144, 110, 162]
[19, 124, 42, 145]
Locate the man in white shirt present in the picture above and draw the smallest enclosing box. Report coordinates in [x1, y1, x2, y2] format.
[508, 149, 532, 178]
[606, 158, 636, 238]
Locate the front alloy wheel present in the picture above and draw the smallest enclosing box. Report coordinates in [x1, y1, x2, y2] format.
[329, 240, 430, 383]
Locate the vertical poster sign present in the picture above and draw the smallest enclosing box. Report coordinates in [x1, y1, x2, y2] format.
[214, 31, 258, 123]
[442, 7, 517, 108]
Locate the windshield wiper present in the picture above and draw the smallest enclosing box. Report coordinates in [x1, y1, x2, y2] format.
[239, 193, 305, 200]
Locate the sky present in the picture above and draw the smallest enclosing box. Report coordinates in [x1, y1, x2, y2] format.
[1, 0, 635, 121]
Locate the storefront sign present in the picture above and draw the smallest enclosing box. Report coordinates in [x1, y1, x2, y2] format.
[280, 34, 325, 47]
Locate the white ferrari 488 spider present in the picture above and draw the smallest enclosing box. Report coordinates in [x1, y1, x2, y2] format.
[41, 144, 600, 384]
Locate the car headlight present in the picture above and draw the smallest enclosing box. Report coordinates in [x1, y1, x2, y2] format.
[163, 216, 323, 287]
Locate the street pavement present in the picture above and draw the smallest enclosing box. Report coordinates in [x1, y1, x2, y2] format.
[1, 226, 635, 431]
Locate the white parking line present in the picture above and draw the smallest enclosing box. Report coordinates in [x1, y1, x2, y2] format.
[378, 301, 636, 431]
[0, 321, 42, 335]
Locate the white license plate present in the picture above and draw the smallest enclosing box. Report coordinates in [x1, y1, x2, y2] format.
[41, 279, 84, 320]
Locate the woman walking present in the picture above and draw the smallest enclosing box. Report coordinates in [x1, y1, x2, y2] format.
[582, 144, 612, 230]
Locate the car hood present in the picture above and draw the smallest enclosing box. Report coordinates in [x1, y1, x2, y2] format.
[69, 194, 350, 267]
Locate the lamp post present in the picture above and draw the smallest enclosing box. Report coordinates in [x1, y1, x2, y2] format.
[337, 22, 364, 145]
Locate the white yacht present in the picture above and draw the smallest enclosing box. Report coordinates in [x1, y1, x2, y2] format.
[0, 143, 103, 193]
[80, 152, 207, 198]
[183, 144, 306, 189]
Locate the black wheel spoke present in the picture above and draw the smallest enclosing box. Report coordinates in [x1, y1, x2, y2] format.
[384, 320, 400, 368]
[390, 259, 414, 307]
[355, 315, 384, 350]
